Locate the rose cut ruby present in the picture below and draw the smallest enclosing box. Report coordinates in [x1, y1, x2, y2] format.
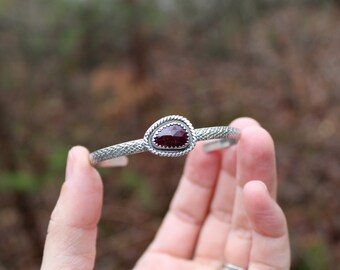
[154, 124, 188, 148]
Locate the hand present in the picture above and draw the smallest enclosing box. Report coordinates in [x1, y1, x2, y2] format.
[41, 118, 290, 270]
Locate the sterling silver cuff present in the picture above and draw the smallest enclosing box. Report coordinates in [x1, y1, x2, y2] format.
[222, 263, 245, 270]
[89, 115, 241, 167]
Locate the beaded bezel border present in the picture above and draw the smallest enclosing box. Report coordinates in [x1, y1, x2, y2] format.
[144, 115, 197, 157]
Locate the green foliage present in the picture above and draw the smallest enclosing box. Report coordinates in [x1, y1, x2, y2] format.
[0, 0, 8, 10]
[0, 0, 335, 64]
[58, 25, 83, 57]
[120, 168, 154, 209]
[46, 145, 70, 179]
[140, 0, 164, 29]
[0, 145, 69, 192]
[292, 237, 331, 270]
[301, 240, 330, 270]
[0, 171, 40, 192]
[0, 0, 164, 65]
[173, 0, 267, 58]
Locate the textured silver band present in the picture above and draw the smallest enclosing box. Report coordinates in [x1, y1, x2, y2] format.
[89, 115, 241, 166]
[222, 263, 245, 270]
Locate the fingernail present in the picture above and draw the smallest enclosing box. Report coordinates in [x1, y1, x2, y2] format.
[65, 149, 75, 181]
[257, 180, 269, 192]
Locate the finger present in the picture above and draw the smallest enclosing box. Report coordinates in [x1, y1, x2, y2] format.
[237, 126, 277, 196]
[194, 118, 260, 264]
[225, 126, 277, 268]
[41, 146, 103, 270]
[244, 181, 290, 270]
[146, 142, 221, 259]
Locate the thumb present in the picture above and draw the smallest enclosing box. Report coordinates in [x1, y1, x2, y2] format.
[41, 146, 103, 270]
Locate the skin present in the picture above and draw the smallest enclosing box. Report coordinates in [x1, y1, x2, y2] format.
[41, 118, 290, 270]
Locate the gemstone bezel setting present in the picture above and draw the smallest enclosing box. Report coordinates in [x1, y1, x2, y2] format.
[144, 115, 196, 157]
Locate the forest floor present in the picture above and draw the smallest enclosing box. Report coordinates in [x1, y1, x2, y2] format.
[0, 4, 339, 270]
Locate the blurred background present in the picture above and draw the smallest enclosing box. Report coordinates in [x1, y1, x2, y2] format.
[0, 0, 339, 269]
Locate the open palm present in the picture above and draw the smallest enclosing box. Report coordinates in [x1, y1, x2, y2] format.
[41, 118, 290, 270]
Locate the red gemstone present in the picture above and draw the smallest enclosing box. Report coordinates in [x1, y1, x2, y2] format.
[154, 124, 189, 148]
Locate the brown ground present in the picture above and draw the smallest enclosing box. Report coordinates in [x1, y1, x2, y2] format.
[0, 3, 339, 270]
